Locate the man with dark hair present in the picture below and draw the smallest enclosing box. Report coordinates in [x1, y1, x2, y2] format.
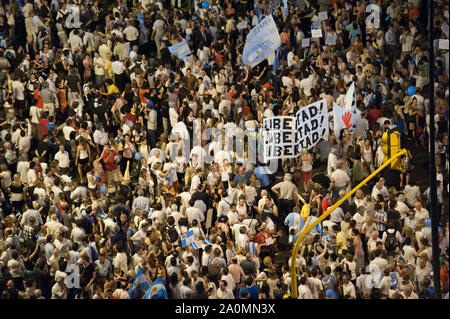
[239, 276, 258, 299]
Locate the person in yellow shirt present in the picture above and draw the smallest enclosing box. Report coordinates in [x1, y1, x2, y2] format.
[101, 79, 119, 96]
[104, 53, 113, 80]
[336, 227, 348, 255]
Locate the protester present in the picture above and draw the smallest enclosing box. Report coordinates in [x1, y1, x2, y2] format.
[0, 0, 448, 300]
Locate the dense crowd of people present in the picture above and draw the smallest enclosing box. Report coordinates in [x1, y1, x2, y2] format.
[0, 0, 448, 300]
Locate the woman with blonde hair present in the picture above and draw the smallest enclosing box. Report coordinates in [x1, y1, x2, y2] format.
[354, 189, 366, 208]
[10, 173, 26, 213]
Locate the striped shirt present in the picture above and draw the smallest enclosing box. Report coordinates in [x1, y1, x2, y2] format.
[246, 242, 258, 257]
[374, 211, 388, 232]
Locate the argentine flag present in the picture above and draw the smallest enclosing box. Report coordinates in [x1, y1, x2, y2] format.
[169, 40, 191, 60]
[143, 278, 168, 299]
[181, 229, 195, 248]
[203, 238, 212, 246]
[242, 15, 281, 68]
[190, 241, 204, 250]
[128, 266, 150, 299]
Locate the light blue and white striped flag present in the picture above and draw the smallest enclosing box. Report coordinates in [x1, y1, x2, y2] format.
[169, 40, 191, 60]
[128, 266, 150, 299]
[143, 278, 168, 299]
[242, 15, 281, 68]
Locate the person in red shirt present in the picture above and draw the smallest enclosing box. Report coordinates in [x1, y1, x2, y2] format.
[227, 85, 237, 102]
[34, 85, 44, 109]
[367, 104, 382, 129]
[261, 79, 273, 102]
[124, 107, 138, 126]
[321, 192, 332, 214]
[101, 144, 121, 194]
[39, 112, 50, 136]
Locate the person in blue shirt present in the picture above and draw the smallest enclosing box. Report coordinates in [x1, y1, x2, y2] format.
[239, 276, 258, 299]
[322, 266, 337, 298]
[45, 115, 56, 134]
[234, 165, 250, 184]
[253, 163, 271, 189]
[346, 22, 361, 43]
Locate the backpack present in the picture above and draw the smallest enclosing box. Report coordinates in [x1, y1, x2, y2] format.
[385, 231, 397, 251]
[168, 226, 179, 243]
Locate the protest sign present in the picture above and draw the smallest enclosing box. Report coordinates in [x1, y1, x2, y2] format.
[325, 34, 337, 45]
[238, 21, 248, 30]
[318, 11, 328, 21]
[302, 38, 310, 48]
[311, 29, 323, 38]
[295, 99, 329, 150]
[263, 100, 329, 159]
[263, 116, 298, 159]
[439, 39, 449, 50]
[123, 42, 130, 59]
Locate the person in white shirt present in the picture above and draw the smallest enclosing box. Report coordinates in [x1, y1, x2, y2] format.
[263, 103, 275, 119]
[54, 145, 70, 171]
[402, 284, 419, 299]
[298, 276, 313, 299]
[123, 23, 139, 43]
[186, 199, 204, 225]
[342, 273, 356, 299]
[130, 222, 149, 246]
[216, 280, 235, 299]
[327, 147, 338, 176]
[62, 121, 76, 141]
[402, 237, 417, 266]
[370, 249, 389, 273]
[45, 214, 68, 236]
[190, 169, 203, 194]
[371, 178, 389, 201]
[414, 201, 429, 220]
[404, 180, 422, 207]
[93, 52, 105, 88]
[93, 124, 109, 148]
[67, 29, 83, 53]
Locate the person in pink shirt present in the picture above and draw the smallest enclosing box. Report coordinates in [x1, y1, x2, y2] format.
[18, 119, 32, 154]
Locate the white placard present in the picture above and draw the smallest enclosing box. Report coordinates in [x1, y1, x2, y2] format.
[265, 237, 274, 245]
[238, 21, 248, 30]
[311, 29, 323, 38]
[302, 38, 310, 47]
[318, 11, 328, 21]
[263, 100, 329, 159]
[325, 34, 337, 45]
[295, 99, 329, 150]
[439, 39, 449, 50]
[123, 42, 130, 59]
[263, 116, 298, 160]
